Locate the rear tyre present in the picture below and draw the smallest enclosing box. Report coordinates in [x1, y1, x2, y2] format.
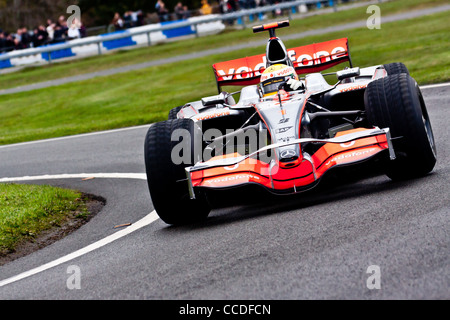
[364, 73, 436, 180]
[168, 105, 183, 120]
[144, 119, 210, 225]
[383, 62, 409, 76]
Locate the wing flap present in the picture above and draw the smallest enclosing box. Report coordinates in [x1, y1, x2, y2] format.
[213, 38, 351, 87]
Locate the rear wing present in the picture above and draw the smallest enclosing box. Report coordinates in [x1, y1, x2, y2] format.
[213, 38, 352, 91]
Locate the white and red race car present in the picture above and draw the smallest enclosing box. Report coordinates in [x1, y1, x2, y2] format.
[144, 20, 436, 225]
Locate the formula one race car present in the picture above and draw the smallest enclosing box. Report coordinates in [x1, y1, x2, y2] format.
[144, 20, 436, 225]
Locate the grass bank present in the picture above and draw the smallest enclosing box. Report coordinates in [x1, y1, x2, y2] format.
[0, 183, 90, 258]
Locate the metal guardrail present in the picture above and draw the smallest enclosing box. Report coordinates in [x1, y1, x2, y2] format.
[0, 0, 364, 63]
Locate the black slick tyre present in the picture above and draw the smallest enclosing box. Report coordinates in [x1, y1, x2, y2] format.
[383, 62, 409, 76]
[168, 105, 183, 120]
[144, 119, 210, 225]
[364, 73, 436, 180]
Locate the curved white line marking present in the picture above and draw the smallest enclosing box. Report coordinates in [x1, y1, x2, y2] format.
[0, 173, 158, 288]
[0, 173, 147, 183]
[0, 210, 158, 288]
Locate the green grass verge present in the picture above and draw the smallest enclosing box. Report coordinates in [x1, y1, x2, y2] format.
[0, 183, 88, 255]
[0, 0, 447, 90]
[0, 9, 448, 145]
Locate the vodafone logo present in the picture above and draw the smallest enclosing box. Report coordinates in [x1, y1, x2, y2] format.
[260, 66, 295, 82]
[204, 173, 260, 185]
[324, 148, 377, 167]
[216, 56, 267, 80]
[340, 141, 356, 148]
[294, 47, 346, 67]
[224, 163, 239, 171]
[216, 46, 347, 81]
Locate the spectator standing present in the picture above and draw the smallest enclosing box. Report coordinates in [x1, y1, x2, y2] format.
[67, 18, 81, 40]
[32, 25, 49, 47]
[156, 0, 170, 22]
[200, 0, 212, 15]
[0, 32, 5, 52]
[4, 33, 15, 51]
[136, 10, 145, 26]
[219, 0, 228, 14]
[57, 15, 68, 31]
[123, 11, 132, 28]
[55, 15, 68, 41]
[20, 27, 31, 48]
[183, 5, 190, 18]
[228, 0, 238, 12]
[79, 21, 87, 38]
[174, 2, 185, 20]
[130, 10, 140, 27]
[112, 12, 124, 30]
[238, 0, 248, 10]
[46, 20, 56, 42]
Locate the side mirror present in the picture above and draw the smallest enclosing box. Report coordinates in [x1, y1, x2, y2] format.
[201, 92, 227, 106]
[336, 67, 360, 80]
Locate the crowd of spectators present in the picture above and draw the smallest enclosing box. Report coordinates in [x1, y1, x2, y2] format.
[0, 14, 86, 53]
[1, 0, 339, 54]
[149, 0, 333, 23]
[111, 10, 146, 30]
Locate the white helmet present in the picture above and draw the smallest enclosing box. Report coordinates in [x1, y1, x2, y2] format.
[260, 64, 298, 97]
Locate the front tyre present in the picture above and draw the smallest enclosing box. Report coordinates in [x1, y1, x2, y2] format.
[364, 73, 436, 180]
[144, 119, 210, 225]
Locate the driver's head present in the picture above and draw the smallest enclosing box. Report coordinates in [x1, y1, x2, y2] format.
[260, 64, 298, 97]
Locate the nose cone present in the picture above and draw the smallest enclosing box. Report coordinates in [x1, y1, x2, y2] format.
[279, 148, 298, 162]
[278, 148, 302, 168]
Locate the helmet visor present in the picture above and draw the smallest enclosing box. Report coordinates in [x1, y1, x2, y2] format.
[261, 76, 290, 96]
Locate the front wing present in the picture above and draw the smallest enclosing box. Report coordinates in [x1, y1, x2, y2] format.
[185, 128, 395, 198]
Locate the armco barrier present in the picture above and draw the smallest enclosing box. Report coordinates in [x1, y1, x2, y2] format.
[0, 0, 370, 69]
[100, 31, 137, 50]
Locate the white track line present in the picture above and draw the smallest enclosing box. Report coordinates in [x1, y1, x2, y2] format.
[0, 124, 151, 150]
[0, 173, 157, 288]
[0, 210, 158, 288]
[420, 82, 450, 90]
[0, 172, 146, 183]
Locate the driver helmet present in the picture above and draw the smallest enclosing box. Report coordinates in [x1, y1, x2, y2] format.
[260, 64, 298, 97]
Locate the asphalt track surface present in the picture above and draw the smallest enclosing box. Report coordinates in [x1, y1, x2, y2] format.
[0, 84, 448, 300]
